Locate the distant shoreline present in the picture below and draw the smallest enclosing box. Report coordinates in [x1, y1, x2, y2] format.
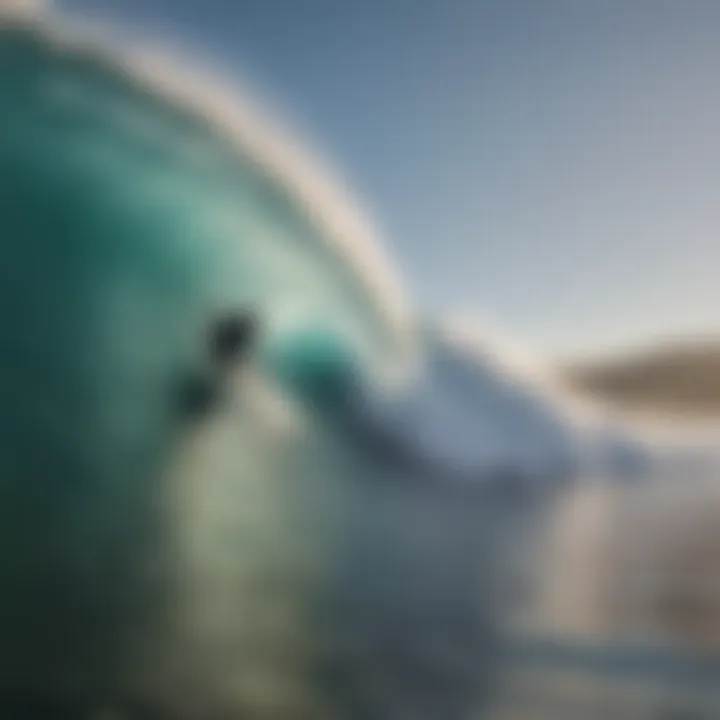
[561, 339, 720, 423]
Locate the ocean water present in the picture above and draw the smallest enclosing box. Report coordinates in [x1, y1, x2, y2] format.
[0, 8, 526, 718]
[3, 5, 720, 719]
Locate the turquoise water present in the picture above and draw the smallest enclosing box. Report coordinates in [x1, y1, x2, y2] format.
[0, 16, 417, 711]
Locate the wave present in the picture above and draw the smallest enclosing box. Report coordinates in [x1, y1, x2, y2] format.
[0, 3, 417, 387]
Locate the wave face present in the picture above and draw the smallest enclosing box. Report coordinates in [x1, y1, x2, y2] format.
[0, 12, 556, 718]
[0, 12, 425, 716]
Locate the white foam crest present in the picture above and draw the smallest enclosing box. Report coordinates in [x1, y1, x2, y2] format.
[429, 315, 720, 477]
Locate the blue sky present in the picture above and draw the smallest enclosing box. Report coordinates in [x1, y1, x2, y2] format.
[56, 0, 720, 358]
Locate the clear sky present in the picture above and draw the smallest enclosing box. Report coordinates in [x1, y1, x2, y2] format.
[56, 0, 720, 358]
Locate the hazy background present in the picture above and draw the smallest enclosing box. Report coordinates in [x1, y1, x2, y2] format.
[53, 0, 720, 361]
